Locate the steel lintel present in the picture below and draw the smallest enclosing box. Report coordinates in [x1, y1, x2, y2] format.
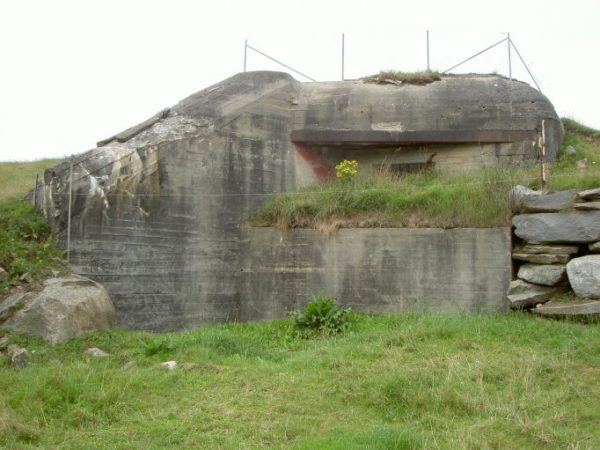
[290, 129, 537, 146]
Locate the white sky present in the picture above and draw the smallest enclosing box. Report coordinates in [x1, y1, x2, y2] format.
[0, 0, 598, 161]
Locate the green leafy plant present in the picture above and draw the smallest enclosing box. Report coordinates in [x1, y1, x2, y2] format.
[292, 293, 352, 338]
[143, 337, 175, 356]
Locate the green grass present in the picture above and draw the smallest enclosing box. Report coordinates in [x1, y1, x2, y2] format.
[0, 159, 59, 201]
[0, 312, 599, 448]
[252, 122, 600, 230]
[0, 199, 66, 296]
[362, 70, 442, 85]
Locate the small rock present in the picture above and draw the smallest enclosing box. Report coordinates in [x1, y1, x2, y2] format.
[0, 293, 27, 322]
[506, 279, 566, 309]
[565, 145, 577, 156]
[576, 158, 588, 170]
[18, 272, 33, 284]
[518, 190, 576, 213]
[156, 360, 177, 370]
[85, 347, 109, 357]
[122, 361, 135, 370]
[512, 253, 571, 265]
[515, 244, 579, 255]
[533, 299, 600, 318]
[0, 267, 7, 283]
[574, 201, 600, 211]
[567, 255, 600, 299]
[7, 344, 30, 369]
[590, 242, 600, 253]
[578, 187, 600, 201]
[517, 264, 567, 287]
[510, 185, 542, 211]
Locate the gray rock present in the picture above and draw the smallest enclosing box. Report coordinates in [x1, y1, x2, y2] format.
[574, 201, 600, 211]
[513, 211, 600, 244]
[7, 344, 30, 369]
[506, 279, 565, 309]
[566, 256, 600, 299]
[512, 253, 571, 264]
[533, 300, 600, 318]
[519, 190, 576, 213]
[510, 185, 541, 211]
[0, 267, 7, 283]
[576, 159, 588, 170]
[3, 275, 116, 343]
[590, 242, 600, 253]
[517, 264, 567, 286]
[156, 361, 177, 370]
[565, 145, 577, 156]
[515, 244, 579, 255]
[578, 187, 600, 200]
[85, 347, 109, 357]
[0, 292, 26, 322]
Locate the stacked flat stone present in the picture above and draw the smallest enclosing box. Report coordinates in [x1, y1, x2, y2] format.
[508, 187, 600, 313]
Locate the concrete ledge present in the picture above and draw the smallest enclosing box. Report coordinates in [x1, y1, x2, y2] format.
[241, 227, 511, 320]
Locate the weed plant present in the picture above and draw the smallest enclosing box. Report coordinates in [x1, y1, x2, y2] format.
[291, 293, 352, 338]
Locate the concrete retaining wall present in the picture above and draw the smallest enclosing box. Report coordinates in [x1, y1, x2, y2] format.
[240, 227, 512, 320]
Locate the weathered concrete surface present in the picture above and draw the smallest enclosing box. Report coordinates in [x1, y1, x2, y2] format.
[517, 264, 567, 286]
[566, 256, 600, 299]
[241, 228, 511, 320]
[513, 211, 600, 244]
[41, 72, 299, 330]
[37, 71, 562, 330]
[3, 275, 116, 343]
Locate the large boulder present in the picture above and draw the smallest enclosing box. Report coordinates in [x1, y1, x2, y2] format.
[506, 279, 565, 309]
[566, 256, 600, 299]
[518, 190, 576, 213]
[2, 275, 116, 343]
[513, 211, 600, 244]
[517, 264, 567, 286]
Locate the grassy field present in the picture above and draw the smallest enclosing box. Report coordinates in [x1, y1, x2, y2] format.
[251, 123, 600, 231]
[0, 159, 59, 201]
[0, 313, 599, 449]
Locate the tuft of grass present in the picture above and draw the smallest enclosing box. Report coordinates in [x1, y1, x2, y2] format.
[0, 199, 67, 296]
[0, 159, 59, 201]
[561, 117, 600, 139]
[0, 313, 599, 448]
[362, 69, 442, 86]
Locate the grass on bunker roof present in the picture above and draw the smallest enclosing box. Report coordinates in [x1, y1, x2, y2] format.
[1, 312, 599, 449]
[362, 69, 442, 85]
[250, 120, 600, 231]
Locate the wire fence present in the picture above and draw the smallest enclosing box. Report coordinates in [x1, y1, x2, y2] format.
[242, 30, 542, 91]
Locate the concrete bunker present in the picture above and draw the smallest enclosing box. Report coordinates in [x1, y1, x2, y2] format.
[37, 71, 563, 331]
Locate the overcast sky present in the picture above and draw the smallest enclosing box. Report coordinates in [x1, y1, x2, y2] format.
[1, 0, 598, 162]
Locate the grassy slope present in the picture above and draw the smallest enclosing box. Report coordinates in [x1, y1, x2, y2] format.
[0, 159, 59, 201]
[1, 313, 599, 449]
[251, 123, 600, 230]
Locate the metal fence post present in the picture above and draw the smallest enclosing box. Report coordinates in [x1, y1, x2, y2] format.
[507, 32, 512, 79]
[426, 30, 430, 71]
[341, 33, 345, 81]
[243, 39, 248, 72]
[33, 174, 39, 208]
[540, 120, 548, 191]
[67, 156, 74, 264]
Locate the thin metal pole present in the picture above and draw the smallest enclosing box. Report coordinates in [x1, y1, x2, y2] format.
[33, 174, 39, 208]
[67, 156, 73, 264]
[341, 33, 345, 81]
[510, 39, 542, 92]
[426, 30, 430, 71]
[507, 33, 512, 80]
[540, 120, 548, 191]
[246, 44, 317, 81]
[243, 39, 248, 72]
[442, 37, 508, 73]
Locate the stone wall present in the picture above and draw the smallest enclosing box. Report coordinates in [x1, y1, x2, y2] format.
[508, 187, 600, 313]
[241, 227, 512, 320]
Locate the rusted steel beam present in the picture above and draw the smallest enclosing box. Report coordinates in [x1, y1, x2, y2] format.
[290, 129, 537, 145]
